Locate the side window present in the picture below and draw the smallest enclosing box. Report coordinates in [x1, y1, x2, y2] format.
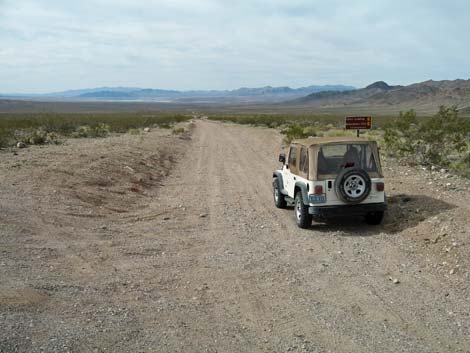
[288, 146, 298, 174]
[299, 147, 308, 175]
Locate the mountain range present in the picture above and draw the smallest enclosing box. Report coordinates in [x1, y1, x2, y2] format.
[2, 79, 470, 115]
[0, 85, 355, 103]
[291, 79, 470, 113]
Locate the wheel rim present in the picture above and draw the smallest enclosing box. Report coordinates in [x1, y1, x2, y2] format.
[295, 199, 302, 220]
[344, 174, 366, 198]
[274, 185, 279, 202]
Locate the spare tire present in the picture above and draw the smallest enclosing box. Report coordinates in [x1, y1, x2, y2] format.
[335, 168, 371, 204]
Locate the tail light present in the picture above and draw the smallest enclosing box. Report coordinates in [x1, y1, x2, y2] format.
[376, 182, 385, 191]
[314, 185, 324, 195]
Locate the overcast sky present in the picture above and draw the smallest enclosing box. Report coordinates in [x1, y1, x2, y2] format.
[1, 0, 469, 93]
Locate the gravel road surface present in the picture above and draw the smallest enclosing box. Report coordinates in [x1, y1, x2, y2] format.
[1, 120, 469, 353]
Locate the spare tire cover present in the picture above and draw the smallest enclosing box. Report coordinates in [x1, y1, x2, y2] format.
[335, 168, 371, 204]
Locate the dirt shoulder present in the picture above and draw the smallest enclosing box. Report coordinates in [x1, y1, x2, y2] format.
[1, 120, 469, 353]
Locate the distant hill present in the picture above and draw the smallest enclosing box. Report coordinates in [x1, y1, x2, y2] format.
[226, 85, 355, 97]
[72, 85, 355, 102]
[78, 91, 135, 99]
[292, 79, 470, 113]
[1, 85, 355, 103]
[48, 87, 141, 98]
[365, 81, 403, 90]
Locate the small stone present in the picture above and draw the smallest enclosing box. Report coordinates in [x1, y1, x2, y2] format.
[449, 269, 456, 275]
[17, 142, 26, 148]
[446, 183, 452, 187]
[393, 278, 400, 284]
[199, 213, 208, 218]
[163, 216, 170, 221]
[144, 127, 151, 133]
[440, 168, 449, 174]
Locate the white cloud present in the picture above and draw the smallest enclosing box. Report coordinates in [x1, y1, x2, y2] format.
[0, 0, 469, 92]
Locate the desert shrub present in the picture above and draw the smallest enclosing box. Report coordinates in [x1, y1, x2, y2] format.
[0, 128, 12, 148]
[157, 122, 171, 129]
[451, 154, 470, 178]
[0, 113, 191, 148]
[384, 106, 470, 174]
[73, 126, 93, 138]
[323, 129, 348, 137]
[13, 128, 60, 146]
[26, 129, 47, 145]
[45, 132, 60, 144]
[208, 114, 322, 128]
[92, 123, 111, 137]
[384, 110, 419, 158]
[281, 124, 305, 143]
[128, 128, 141, 135]
[172, 127, 185, 135]
[417, 106, 467, 166]
[73, 123, 110, 138]
[303, 126, 318, 137]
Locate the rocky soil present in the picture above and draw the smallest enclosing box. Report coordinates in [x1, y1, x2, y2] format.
[0, 120, 469, 353]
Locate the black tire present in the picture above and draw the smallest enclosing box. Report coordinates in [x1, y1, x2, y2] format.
[294, 192, 312, 229]
[335, 168, 371, 204]
[273, 178, 287, 208]
[365, 211, 384, 225]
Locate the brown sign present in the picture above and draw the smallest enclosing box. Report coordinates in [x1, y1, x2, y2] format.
[345, 116, 372, 130]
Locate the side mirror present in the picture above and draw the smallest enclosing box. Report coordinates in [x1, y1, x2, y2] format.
[279, 153, 286, 164]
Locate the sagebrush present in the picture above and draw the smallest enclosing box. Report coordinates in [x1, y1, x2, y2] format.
[384, 106, 470, 176]
[0, 113, 191, 148]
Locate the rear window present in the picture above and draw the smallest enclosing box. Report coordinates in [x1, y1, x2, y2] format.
[318, 143, 378, 176]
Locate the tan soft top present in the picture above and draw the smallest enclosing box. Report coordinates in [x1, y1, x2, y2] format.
[292, 136, 372, 147]
[288, 136, 382, 180]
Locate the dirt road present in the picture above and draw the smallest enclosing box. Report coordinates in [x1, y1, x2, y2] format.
[1, 120, 469, 353]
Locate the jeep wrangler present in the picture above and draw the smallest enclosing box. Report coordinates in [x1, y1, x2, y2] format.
[273, 137, 386, 228]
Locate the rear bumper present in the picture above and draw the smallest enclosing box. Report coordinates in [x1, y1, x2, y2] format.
[309, 202, 387, 217]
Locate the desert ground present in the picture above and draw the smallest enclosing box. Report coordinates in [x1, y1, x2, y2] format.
[1, 119, 469, 353]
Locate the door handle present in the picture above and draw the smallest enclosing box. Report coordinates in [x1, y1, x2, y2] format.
[293, 177, 296, 180]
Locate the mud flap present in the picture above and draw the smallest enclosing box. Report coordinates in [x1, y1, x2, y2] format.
[295, 182, 309, 205]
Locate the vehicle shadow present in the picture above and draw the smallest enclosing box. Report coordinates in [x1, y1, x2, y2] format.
[310, 194, 456, 235]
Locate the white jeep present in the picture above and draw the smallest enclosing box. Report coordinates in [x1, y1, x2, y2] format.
[273, 137, 387, 228]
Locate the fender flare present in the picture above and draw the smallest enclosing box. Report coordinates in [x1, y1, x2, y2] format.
[272, 171, 287, 195]
[295, 182, 309, 205]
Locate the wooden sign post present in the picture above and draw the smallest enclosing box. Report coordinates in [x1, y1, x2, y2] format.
[345, 116, 372, 137]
